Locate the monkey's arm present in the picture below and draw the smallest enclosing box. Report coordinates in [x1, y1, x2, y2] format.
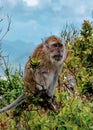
[0, 94, 25, 113]
[35, 66, 49, 91]
[46, 66, 62, 98]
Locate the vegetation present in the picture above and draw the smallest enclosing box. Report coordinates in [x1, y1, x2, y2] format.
[0, 20, 93, 130]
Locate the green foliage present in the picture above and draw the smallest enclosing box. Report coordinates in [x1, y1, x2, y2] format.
[0, 92, 93, 130]
[30, 58, 41, 69]
[0, 70, 24, 107]
[61, 20, 93, 95]
[81, 20, 93, 38]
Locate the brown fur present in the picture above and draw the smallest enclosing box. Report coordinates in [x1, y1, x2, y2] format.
[23, 35, 65, 95]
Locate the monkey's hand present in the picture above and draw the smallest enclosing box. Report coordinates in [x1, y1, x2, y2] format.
[34, 89, 57, 111]
[39, 92, 57, 111]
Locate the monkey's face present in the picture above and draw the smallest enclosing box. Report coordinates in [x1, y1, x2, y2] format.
[48, 41, 65, 63]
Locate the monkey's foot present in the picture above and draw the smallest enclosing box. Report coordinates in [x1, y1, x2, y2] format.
[46, 97, 57, 111]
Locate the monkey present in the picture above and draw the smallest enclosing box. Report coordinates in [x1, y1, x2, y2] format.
[23, 35, 66, 99]
[0, 35, 66, 113]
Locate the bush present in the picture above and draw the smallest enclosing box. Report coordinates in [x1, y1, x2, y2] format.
[0, 70, 24, 107]
[61, 20, 93, 96]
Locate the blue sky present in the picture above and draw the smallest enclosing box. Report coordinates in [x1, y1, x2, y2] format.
[0, 0, 93, 44]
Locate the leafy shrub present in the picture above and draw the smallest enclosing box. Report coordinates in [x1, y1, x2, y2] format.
[61, 20, 93, 96]
[0, 70, 24, 107]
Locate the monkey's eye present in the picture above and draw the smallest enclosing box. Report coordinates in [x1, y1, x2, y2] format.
[52, 43, 63, 48]
[58, 43, 63, 48]
[52, 43, 58, 47]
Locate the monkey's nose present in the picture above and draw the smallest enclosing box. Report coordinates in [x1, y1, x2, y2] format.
[55, 48, 61, 54]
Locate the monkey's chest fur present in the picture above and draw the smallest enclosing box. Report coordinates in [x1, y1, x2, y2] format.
[23, 64, 60, 96]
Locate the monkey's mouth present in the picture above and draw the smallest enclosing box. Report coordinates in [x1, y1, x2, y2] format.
[53, 55, 62, 61]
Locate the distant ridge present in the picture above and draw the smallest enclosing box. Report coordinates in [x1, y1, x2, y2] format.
[1, 40, 36, 67]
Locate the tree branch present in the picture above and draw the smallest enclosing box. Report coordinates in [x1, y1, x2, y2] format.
[0, 15, 11, 42]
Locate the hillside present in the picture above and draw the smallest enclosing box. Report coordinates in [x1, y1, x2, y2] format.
[1, 40, 36, 67]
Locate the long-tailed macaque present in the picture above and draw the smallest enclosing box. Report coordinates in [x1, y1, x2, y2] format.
[0, 35, 66, 113]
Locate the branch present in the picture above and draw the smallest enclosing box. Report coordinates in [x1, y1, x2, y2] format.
[0, 15, 11, 42]
[0, 18, 3, 22]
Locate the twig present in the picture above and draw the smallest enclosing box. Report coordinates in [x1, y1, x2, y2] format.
[0, 15, 11, 42]
[0, 18, 3, 22]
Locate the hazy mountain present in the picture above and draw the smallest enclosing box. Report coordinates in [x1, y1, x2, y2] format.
[1, 40, 37, 68]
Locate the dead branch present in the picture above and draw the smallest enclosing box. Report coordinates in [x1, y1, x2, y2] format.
[0, 15, 11, 42]
[0, 18, 3, 22]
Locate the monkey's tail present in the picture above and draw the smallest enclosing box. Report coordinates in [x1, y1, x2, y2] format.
[0, 93, 26, 113]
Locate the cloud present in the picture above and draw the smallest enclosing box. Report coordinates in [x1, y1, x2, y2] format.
[7, 0, 17, 7]
[75, 5, 87, 15]
[0, 0, 5, 8]
[23, 0, 39, 7]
